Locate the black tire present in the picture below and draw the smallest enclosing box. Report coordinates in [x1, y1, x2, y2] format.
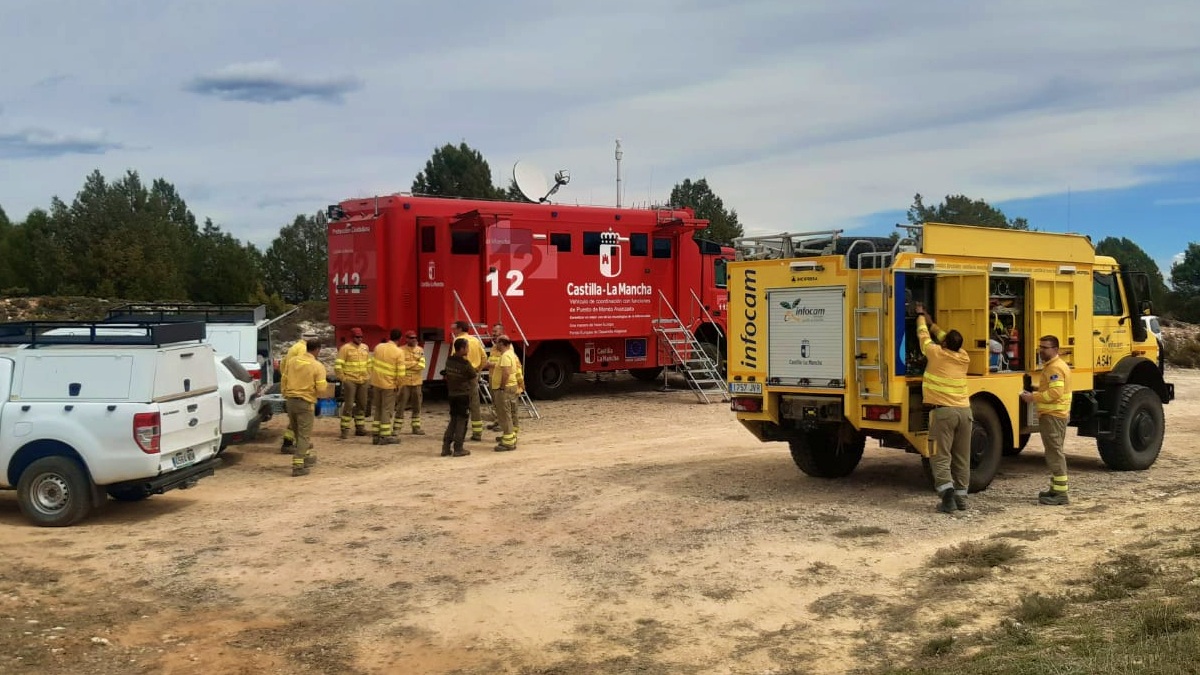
[106, 486, 151, 502]
[699, 341, 727, 378]
[1005, 434, 1031, 457]
[968, 400, 1003, 493]
[16, 456, 93, 527]
[1097, 384, 1165, 471]
[525, 348, 575, 400]
[788, 424, 866, 478]
[629, 367, 664, 382]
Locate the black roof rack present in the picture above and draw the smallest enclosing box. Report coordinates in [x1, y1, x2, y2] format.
[105, 303, 266, 325]
[0, 321, 207, 347]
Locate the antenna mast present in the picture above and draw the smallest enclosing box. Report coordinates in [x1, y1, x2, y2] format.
[615, 139, 623, 208]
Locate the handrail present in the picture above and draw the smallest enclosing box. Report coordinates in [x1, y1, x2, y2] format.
[689, 288, 724, 342]
[496, 294, 530, 351]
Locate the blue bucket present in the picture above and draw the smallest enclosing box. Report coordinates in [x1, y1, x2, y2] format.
[316, 399, 338, 416]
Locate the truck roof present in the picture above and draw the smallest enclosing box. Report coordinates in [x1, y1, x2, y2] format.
[333, 193, 711, 232]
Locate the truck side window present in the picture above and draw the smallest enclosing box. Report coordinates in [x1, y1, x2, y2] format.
[714, 259, 727, 288]
[652, 237, 672, 259]
[550, 233, 571, 252]
[630, 233, 648, 256]
[1093, 271, 1123, 316]
[420, 226, 436, 253]
[451, 231, 480, 255]
[583, 232, 601, 255]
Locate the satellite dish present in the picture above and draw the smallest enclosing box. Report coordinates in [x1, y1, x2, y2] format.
[513, 160, 570, 203]
[513, 161, 549, 203]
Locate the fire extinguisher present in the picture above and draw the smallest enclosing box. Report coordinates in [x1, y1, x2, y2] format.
[1007, 326, 1021, 369]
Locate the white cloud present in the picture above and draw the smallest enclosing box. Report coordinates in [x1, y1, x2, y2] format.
[1, 0, 1199, 248]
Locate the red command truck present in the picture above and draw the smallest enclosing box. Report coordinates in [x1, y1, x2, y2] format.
[325, 194, 734, 400]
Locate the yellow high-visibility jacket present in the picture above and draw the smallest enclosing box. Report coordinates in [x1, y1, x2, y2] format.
[918, 316, 970, 408]
[398, 344, 426, 387]
[282, 353, 328, 404]
[368, 341, 405, 390]
[1036, 356, 1071, 418]
[279, 339, 310, 393]
[335, 342, 371, 384]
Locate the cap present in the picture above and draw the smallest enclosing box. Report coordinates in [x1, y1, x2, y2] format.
[405, 330, 418, 339]
[350, 327, 364, 337]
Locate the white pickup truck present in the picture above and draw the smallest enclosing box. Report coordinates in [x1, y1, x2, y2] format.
[0, 321, 223, 527]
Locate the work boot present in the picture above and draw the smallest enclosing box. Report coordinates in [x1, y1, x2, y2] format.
[470, 433, 483, 442]
[937, 487, 956, 514]
[487, 423, 500, 431]
[304, 454, 317, 467]
[340, 428, 349, 440]
[1038, 490, 1070, 506]
[452, 447, 470, 457]
[291, 466, 309, 477]
[280, 438, 294, 454]
[494, 443, 516, 452]
[440, 445, 453, 457]
[412, 428, 427, 436]
[382, 435, 400, 445]
[355, 427, 367, 437]
[372, 435, 382, 446]
[954, 494, 968, 511]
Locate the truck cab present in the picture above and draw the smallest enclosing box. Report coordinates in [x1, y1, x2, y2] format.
[726, 223, 1173, 492]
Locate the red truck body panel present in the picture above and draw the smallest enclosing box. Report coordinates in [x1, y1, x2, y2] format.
[327, 194, 731, 396]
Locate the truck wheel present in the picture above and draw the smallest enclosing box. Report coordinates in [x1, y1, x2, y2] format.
[968, 401, 1003, 493]
[1097, 384, 1164, 471]
[16, 456, 93, 527]
[629, 367, 663, 382]
[699, 341, 726, 377]
[526, 349, 574, 400]
[106, 486, 152, 502]
[788, 424, 865, 478]
[1004, 434, 1031, 457]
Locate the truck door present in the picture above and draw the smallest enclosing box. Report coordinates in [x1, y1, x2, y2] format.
[934, 273, 989, 375]
[329, 215, 383, 330]
[417, 217, 455, 341]
[1091, 267, 1127, 371]
[1032, 275, 1077, 369]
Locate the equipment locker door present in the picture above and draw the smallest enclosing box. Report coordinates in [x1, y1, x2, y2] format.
[934, 273, 990, 375]
[417, 217, 453, 340]
[1033, 275, 1077, 369]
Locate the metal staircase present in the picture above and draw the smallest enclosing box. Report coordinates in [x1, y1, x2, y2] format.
[452, 292, 540, 420]
[653, 291, 729, 404]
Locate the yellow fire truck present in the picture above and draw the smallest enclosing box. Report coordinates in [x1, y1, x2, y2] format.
[726, 223, 1174, 492]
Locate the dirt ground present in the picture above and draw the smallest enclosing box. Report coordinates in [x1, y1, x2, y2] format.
[2, 369, 1198, 674]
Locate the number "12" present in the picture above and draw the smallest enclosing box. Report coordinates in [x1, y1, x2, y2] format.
[486, 269, 525, 296]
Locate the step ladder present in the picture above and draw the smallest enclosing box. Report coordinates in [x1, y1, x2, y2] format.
[853, 249, 893, 400]
[653, 291, 730, 404]
[452, 292, 540, 420]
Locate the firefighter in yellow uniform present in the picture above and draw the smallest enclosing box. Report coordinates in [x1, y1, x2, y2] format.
[369, 329, 406, 445]
[1021, 335, 1072, 505]
[282, 340, 328, 477]
[451, 321, 488, 441]
[335, 327, 371, 439]
[490, 336, 519, 452]
[396, 330, 427, 435]
[916, 305, 972, 513]
[279, 331, 318, 452]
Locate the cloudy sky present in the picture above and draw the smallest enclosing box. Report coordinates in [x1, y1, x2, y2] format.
[2, 0, 1199, 275]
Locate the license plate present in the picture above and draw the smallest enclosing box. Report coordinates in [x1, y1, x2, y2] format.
[172, 449, 196, 469]
[729, 382, 762, 394]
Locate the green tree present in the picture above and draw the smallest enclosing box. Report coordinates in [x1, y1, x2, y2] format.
[188, 218, 261, 304]
[1095, 237, 1170, 310]
[0, 204, 14, 291]
[263, 211, 329, 302]
[668, 178, 744, 245]
[907, 193, 1030, 230]
[411, 142, 502, 199]
[1170, 243, 1200, 295]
